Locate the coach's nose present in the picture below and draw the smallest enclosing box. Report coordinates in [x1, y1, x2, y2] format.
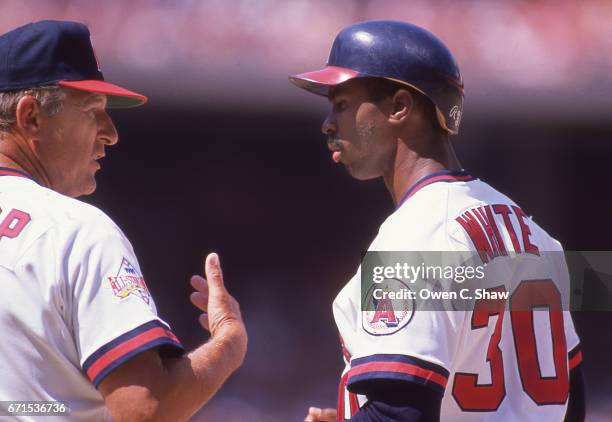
[98, 110, 119, 146]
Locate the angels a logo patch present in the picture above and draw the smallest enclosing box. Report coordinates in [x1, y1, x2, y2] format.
[362, 278, 415, 336]
[107, 258, 152, 305]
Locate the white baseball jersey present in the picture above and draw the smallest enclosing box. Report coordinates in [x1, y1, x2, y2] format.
[334, 170, 582, 421]
[0, 168, 184, 421]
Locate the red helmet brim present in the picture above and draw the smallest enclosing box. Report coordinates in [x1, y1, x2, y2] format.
[289, 66, 360, 96]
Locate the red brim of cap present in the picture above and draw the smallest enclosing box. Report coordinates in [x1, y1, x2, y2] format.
[58, 80, 147, 108]
[289, 66, 360, 96]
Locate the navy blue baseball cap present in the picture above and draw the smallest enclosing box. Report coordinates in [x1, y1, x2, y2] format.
[290, 20, 464, 134]
[0, 20, 146, 108]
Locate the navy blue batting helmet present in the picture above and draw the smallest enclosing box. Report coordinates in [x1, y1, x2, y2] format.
[289, 20, 464, 135]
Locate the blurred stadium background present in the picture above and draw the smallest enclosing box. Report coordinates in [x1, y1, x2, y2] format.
[2, 1, 611, 420]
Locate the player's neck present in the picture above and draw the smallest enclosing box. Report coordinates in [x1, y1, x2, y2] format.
[0, 132, 51, 187]
[384, 137, 462, 206]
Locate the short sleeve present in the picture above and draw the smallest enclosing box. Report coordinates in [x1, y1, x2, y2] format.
[336, 210, 469, 397]
[334, 260, 463, 398]
[347, 308, 461, 396]
[65, 219, 184, 387]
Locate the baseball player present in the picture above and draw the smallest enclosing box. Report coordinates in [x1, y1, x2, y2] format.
[0, 21, 246, 421]
[290, 20, 585, 421]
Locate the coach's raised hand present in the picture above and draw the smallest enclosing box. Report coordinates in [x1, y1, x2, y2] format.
[190, 252, 248, 369]
[99, 253, 248, 421]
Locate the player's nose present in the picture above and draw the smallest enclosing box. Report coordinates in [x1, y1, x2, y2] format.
[321, 113, 337, 136]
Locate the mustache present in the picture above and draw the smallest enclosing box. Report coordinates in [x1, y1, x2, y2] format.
[327, 137, 341, 149]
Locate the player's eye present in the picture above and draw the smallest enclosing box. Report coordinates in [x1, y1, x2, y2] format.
[333, 100, 348, 112]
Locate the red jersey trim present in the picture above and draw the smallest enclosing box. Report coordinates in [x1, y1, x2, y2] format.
[569, 350, 583, 370]
[348, 361, 448, 388]
[83, 320, 183, 386]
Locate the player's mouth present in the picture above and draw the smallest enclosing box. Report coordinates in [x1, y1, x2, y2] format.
[327, 139, 343, 163]
[331, 150, 342, 163]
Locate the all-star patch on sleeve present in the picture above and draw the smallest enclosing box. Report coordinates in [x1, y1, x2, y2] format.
[65, 214, 184, 387]
[107, 257, 154, 306]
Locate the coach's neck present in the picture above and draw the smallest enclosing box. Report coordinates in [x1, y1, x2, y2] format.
[0, 131, 51, 187]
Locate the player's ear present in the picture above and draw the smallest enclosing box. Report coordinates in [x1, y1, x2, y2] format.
[388, 89, 413, 124]
[15, 95, 44, 138]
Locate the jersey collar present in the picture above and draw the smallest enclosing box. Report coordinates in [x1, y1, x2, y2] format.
[0, 166, 38, 183]
[396, 169, 474, 209]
